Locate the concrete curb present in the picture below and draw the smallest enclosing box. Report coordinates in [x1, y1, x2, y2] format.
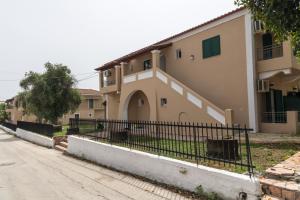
[0, 125, 16, 135]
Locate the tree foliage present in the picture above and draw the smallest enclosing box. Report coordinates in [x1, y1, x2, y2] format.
[17, 62, 81, 124]
[235, 0, 300, 58]
[0, 103, 8, 123]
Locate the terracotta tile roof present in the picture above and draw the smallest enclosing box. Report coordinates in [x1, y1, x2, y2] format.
[77, 89, 100, 96]
[95, 7, 246, 71]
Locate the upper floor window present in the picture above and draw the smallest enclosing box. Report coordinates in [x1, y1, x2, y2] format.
[88, 99, 94, 109]
[202, 35, 221, 59]
[143, 60, 152, 70]
[176, 49, 182, 59]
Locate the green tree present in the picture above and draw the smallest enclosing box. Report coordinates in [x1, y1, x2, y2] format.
[235, 0, 300, 58]
[17, 62, 81, 124]
[0, 103, 8, 122]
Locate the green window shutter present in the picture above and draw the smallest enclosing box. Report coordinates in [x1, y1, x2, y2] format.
[202, 39, 210, 58]
[202, 35, 221, 59]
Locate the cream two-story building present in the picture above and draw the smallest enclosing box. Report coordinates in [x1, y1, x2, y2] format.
[96, 7, 300, 134]
[6, 89, 105, 125]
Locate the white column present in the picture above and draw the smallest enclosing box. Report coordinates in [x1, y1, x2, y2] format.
[114, 65, 121, 91]
[120, 62, 127, 77]
[245, 12, 258, 132]
[151, 50, 161, 70]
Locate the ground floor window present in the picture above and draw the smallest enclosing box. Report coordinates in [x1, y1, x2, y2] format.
[262, 89, 300, 123]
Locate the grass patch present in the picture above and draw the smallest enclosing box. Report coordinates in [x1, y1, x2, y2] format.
[54, 125, 69, 136]
[250, 143, 300, 173]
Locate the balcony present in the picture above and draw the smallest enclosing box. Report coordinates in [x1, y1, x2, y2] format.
[100, 67, 121, 95]
[100, 82, 118, 94]
[123, 69, 154, 84]
[103, 80, 116, 87]
[256, 42, 300, 76]
[257, 44, 283, 61]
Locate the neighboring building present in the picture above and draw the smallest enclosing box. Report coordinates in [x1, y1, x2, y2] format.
[5, 89, 105, 124]
[96, 7, 300, 134]
[61, 89, 105, 124]
[5, 97, 36, 123]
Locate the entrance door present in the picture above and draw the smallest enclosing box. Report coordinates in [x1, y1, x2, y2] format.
[262, 33, 273, 59]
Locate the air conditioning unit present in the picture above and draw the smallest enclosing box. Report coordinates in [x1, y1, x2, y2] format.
[257, 80, 270, 93]
[103, 70, 112, 77]
[254, 20, 264, 33]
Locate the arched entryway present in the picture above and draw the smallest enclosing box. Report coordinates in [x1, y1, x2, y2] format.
[126, 90, 150, 121]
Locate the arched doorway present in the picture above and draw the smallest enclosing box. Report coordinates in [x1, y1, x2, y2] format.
[127, 90, 150, 121]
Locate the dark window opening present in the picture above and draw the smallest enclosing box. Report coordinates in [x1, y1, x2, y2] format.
[176, 49, 182, 59]
[161, 98, 167, 107]
[88, 99, 94, 109]
[143, 60, 152, 70]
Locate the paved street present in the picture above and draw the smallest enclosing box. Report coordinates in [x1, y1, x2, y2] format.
[0, 130, 190, 200]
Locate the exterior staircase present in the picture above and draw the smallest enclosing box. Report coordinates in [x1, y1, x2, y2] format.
[260, 152, 300, 200]
[54, 136, 68, 153]
[121, 68, 232, 125]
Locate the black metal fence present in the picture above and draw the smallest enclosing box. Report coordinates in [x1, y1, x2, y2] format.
[1, 121, 17, 131]
[17, 121, 62, 138]
[69, 118, 255, 175]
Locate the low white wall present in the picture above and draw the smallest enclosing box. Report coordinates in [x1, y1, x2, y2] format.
[16, 128, 54, 148]
[68, 136, 261, 200]
[0, 125, 16, 135]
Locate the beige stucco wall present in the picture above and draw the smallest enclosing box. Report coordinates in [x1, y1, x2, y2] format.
[106, 93, 120, 120]
[156, 77, 223, 123]
[61, 97, 105, 124]
[117, 72, 226, 124]
[163, 16, 249, 125]
[114, 15, 248, 125]
[6, 98, 37, 124]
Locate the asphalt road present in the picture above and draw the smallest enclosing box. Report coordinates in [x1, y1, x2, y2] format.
[0, 130, 190, 200]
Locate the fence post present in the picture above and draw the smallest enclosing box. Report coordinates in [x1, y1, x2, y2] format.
[244, 126, 253, 176]
[156, 121, 161, 156]
[192, 123, 199, 165]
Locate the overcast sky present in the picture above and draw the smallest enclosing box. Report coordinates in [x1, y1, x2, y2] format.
[0, 0, 237, 100]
